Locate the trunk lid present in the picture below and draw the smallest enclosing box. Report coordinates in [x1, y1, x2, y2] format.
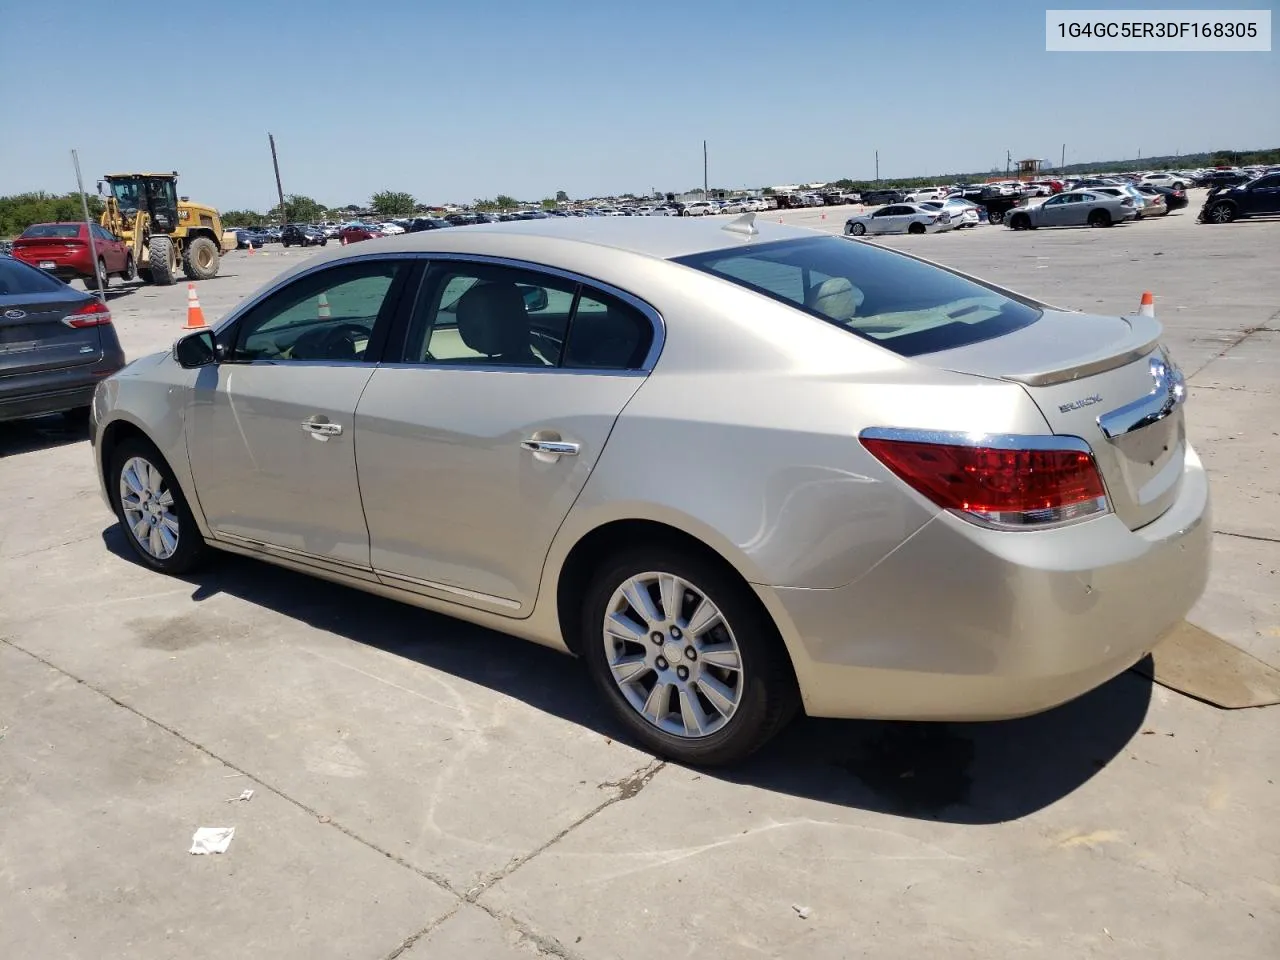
[12, 236, 89, 271]
[919, 309, 1185, 529]
[0, 289, 105, 377]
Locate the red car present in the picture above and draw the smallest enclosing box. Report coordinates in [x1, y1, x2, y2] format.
[338, 223, 381, 244]
[11, 222, 135, 290]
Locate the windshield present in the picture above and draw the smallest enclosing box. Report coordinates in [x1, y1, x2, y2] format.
[110, 179, 143, 210]
[673, 236, 1042, 357]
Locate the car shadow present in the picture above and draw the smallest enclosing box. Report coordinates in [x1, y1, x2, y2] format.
[101, 525, 1152, 824]
[0, 414, 88, 457]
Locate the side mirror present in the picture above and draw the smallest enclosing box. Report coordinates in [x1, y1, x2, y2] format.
[174, 329, 217, 368]
[519, 285, 549, 312]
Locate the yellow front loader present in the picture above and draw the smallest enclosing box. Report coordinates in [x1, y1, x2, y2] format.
[98, 172, 236, 285]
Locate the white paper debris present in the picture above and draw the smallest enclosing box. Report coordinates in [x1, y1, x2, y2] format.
[189, 827, 235, 855]
[792, 904, 811, 920]
[225, 789, 255, 803]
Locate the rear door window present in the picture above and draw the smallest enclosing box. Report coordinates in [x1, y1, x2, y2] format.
[674, 236, 1041, 357]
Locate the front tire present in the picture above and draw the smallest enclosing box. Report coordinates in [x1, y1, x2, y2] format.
[109, 437, 208, 575]
[907, 222, 925, 235]
[182, 236, 220, 280]
[148, 235, 177, 285]
[85, 258, 109, 291]
[1206, 202, 1236, 224]
[121, 253, 136, 281]
[581, 546, 798, 766]
[848, 222, 866, 236]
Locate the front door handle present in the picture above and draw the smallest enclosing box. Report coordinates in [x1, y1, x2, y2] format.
[301, 419, 343, 440]
[520, 439, 579, 457]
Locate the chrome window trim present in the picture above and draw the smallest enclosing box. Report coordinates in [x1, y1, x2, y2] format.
[859, 427, 1095, 455]
[388, 252, 666, 374]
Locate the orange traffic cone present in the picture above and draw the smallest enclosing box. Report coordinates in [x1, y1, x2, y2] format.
[1138, 291, 1155, 318]
[317, 292, 331, 320]
[184, 283, 207, 329]
[341, 235, 347, 246]
[247, 241, 255, 256]
[820, 213, 826, 220]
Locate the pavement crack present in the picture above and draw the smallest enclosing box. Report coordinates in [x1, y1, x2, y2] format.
[1214, 529, 1280, 544]
[0, 636, 461, 901]
[463, 757, 667, 901]
[379, 902, 464, 960]
[1189, 311, 1280, 379]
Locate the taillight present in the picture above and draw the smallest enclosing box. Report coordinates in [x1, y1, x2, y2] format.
[64, 298, 112, 328]
[860, 431, 1110, 529]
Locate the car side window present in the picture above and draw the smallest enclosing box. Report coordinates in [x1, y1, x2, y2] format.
[404, 262, 574, 367]
[563, 289, 653, 370]
[230, 260, 406, 363]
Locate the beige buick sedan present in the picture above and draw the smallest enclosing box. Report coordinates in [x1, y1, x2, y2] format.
[91, 216, 1210, 765]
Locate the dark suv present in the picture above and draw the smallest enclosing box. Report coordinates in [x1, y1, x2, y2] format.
[280, 224, 328, 247]
[1199, 173, 1280, 224]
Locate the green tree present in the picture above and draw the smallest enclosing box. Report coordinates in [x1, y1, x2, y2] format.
[541, 197, 558, 210]
[555, 190, 569, 202]
[371, 190, 417, 216]
[0, 191, 103, 237]
[270, 194, 325, 223]
[761, 186, 775, 196]
[221, 209, 263, 227]
[494, 194, 519, 210]
[474, 198, 498, 212]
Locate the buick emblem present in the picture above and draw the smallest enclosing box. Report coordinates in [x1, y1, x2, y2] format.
[4, 309, 26, 320]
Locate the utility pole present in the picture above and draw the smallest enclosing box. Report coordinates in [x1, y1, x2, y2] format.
[1061, 143, 1066, 173]
[703, 140, 708, 198]
[269, 133, 287, 224]
[1006, 150, 1011, 177]
[875, 150, 879, 181]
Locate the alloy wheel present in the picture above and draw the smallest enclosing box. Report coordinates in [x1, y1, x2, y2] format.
[119, 456, 180, 560]
[602, 571, 744, 738]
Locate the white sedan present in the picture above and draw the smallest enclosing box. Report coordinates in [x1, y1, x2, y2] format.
[844, 203, 955, 236]
[919, 199, 982, 228]
[377, 222, 405, 235]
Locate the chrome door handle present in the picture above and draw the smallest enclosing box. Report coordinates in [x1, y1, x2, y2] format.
[301, 420, 343, 439]
[520, 439, 579, 456]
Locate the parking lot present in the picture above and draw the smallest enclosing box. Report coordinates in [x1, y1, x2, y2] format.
[2, 197, 1277, 958]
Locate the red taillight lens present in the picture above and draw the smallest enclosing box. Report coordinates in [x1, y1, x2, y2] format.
[64, 298, 112, 328]
[861, 435, 1109, 528]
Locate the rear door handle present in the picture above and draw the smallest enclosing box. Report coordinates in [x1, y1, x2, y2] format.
[520, 439, 579, 457]
[301, 419, 343, 440]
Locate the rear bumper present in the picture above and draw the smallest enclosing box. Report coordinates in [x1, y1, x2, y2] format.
[0, 353, 126, 423]
[760, 443, 1211, 721]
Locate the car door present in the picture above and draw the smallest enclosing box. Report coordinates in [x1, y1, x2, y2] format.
[186, 256, 413, 570]
[91, 224, 125, 273]
[353, 258, 658, 615]
[1242, 175, 1280, 214]
[1035, 195, 1068, 226]
[869, 206, 903, 234]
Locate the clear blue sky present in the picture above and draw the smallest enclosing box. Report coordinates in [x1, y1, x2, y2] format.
[1, 0, 1275, 209]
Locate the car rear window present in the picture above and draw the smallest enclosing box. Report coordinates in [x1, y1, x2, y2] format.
[20, 224, 82, 239]
[0, 257, 76, 295]
[673, 236, 1042, 357]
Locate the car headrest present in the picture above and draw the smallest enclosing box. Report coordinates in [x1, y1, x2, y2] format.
[455, 282, 531, 358]
[805, 277, 862, 322]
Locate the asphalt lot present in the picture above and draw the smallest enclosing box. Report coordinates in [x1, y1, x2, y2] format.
[2, 193, 1277, 959]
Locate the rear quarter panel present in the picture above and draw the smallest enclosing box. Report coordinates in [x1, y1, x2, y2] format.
[544, 271, 1051, 593]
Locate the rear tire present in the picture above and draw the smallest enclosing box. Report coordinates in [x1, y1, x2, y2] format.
[137, 268, 153, 284]
[1088, 210, 1111, 228]
[580, 545, 799, 766]
[85, 258, 109, 291]
[109, 437, 208, 575]
[148, 235, 177, 285]
[987, 208, 1004, 225]
[182, 236, 219, 280]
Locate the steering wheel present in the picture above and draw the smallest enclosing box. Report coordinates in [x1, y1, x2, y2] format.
[325, 322, 371, 359]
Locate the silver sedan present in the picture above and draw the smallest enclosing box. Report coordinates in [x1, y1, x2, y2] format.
[1006, 191, 1138, 229]
[91, 216, 1210, 765]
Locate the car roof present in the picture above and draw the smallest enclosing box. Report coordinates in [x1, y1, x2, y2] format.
[281, 215, 819, 270]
